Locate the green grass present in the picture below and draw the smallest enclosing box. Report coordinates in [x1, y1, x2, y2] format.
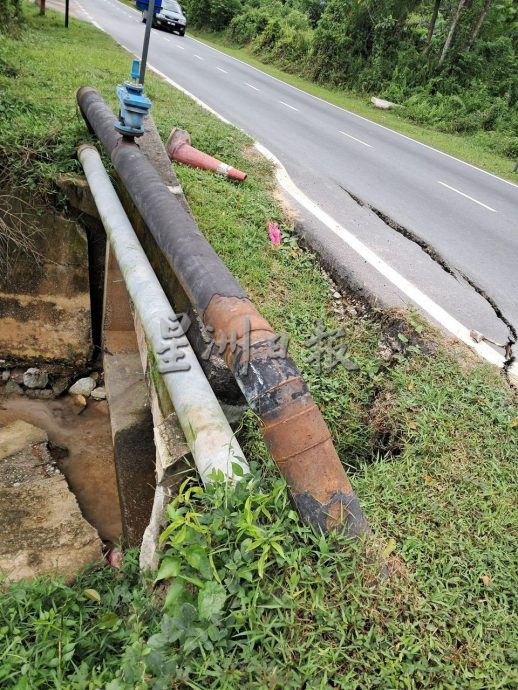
[1, 5, 517, 688]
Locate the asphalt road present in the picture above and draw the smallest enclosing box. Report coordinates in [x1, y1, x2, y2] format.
[74, 0, 518, 368]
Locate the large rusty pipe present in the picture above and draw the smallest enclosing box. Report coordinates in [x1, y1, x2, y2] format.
[77, 87, 368, 535]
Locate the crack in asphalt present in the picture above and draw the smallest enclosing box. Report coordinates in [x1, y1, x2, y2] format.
[338, 183, 516, 371]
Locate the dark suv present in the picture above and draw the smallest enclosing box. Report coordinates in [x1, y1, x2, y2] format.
[143, 0, 187, 36]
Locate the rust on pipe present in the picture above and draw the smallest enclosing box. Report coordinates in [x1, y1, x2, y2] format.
[203, 295, 275, 347]
[77, 87, 368, 535]
[204, 295, 367, 533]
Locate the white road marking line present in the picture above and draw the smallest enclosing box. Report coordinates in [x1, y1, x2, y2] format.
[255, 143, 515, 376]
[245, 82, 260, 91]
[437, 181, 497, 212]
[279, 100, 298, 111]
[184, 35, 518, 191]
[217, 67, 228, 73]
[339, 130, 373, 148]
[194, 54, 203, 60]
[163, 37, 170, 41]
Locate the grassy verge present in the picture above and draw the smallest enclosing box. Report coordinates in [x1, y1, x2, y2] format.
[187, 29, 517, 183]
[1, 5, 517, 689]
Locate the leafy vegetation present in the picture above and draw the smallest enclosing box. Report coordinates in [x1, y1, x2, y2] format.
[0, 0, 23, 34]
[183, 0, 518, 161]
[0, 5, 517, 689]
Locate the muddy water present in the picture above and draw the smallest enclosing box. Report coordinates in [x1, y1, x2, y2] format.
[0, 395, 122, 543]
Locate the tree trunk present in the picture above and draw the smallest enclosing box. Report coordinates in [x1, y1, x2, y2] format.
[39, 0, 45, 15]
[464, 0, 492, 52]
[439, 0, 468, 66]
[423, 0, 442, 55]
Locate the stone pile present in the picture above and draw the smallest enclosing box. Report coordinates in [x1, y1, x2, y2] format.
[0, 365, 106, 407]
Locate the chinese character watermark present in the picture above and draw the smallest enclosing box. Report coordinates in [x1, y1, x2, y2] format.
[155, 313, 356, 377]
[155, 312, 192, 373]
[304, 319, 359, 374]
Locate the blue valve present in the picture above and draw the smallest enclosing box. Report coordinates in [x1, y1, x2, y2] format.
[115, 60, 152, 138]
[130, 59, 140, 82]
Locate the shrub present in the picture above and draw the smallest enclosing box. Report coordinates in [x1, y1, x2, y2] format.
[0, 0, 23, 34]
[228, 7, 271, 45]
[184, 0, 241, 31]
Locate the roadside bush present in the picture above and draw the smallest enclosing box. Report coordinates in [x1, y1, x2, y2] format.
[208, 0, 242, 31]
[184, 0, 241, 31]
[228, 7, 271, 45]
[452, 37, 518, 101]
[284, 8, 311, 31]
[310, 0, 372, 85]
[251, 16, 283, 52]
[266, 24, 313, 70]
[403, 87, 515, 135]
[0, 0, 23, 34]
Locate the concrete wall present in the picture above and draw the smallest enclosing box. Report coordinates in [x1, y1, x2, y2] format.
[0, 191, 92, 365]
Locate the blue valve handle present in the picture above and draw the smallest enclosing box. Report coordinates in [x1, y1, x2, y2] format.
[115, 60, 152, 138]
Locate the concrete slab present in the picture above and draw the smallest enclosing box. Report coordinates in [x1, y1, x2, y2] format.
[0, 420, 102, 583]
[104, 350, 156, 548]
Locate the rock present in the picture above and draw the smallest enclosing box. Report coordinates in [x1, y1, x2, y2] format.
[0, 420, 47, 458]
[69, 377, 96, 397]
[25, 389, 55, 400]
[10, 368, 25, 384]
[90, 386, 106, 401]
[1, 370, 10, 382]
[371, 96, 400, 110]
[89, 371, 100, 382]
[71, 394, 88, 413]
[0, 380, 24, 396]
[0, 420, 102, 583]
[23, 368, 49, 389]
[333, 291, 341, 299]
[52, 376, 71, 397]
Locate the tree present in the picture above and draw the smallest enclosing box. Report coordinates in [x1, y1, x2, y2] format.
[423, 0, 441, 55]
[464, 0, 493, 52]
[439, 0, 468, 65]
[39, 0, 45, 15]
